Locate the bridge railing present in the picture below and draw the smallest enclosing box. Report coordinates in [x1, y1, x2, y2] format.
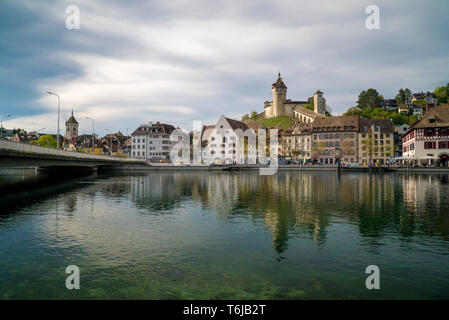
[0, 139, 136, 162]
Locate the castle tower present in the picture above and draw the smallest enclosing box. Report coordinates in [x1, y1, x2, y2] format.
[272, 72, 287, 117]
[313, 90, 326, 115]
[65, 110, 79, 141]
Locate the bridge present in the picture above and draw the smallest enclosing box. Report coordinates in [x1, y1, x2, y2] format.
[0, 140, 147, 172]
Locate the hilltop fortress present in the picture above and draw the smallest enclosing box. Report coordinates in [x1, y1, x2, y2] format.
[262, 73, 326, 123]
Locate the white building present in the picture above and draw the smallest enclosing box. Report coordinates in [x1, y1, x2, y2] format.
[201, 115, 258, 164]
[131, 122, 176, 161]
[402, 105, 449, 166]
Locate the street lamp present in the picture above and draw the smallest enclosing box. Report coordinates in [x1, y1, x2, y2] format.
[86, 116, 95, 153]
[46, 91, 60, 150]
[0, 114, 11, 139]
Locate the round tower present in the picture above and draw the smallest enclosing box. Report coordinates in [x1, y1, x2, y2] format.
[65, 110, 79, 141]
[272, 72, 287, 117]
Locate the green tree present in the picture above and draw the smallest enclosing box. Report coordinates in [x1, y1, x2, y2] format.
[434, 84, 449, 105]
[412, 99, 427, 108]
[303, 103, 314, 111]
[13, 128, 27, 135]
[249, 110, 258, 121]
[356, 89, 382, 110]
[241, 114, 249, 121]
[343, 106, 362, 116]
[395, 88, 412, 104]
[35, 134, 57, 148]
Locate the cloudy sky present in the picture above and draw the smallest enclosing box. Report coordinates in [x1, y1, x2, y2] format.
[1, 0, 448, 136]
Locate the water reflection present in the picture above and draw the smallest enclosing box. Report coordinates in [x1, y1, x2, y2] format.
[2, 170, 449, 254]
[1, 169, 449, 299]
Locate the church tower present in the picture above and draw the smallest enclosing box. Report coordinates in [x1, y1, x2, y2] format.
[313, 90, 326, 115]
[65, 110, 79, 141]
[272, 72, 287, 117]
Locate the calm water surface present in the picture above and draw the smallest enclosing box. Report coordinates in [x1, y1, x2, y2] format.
[1, 169, 449, 299]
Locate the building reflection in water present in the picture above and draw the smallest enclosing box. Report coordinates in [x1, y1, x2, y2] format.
[117, 171, 449, 254]
[3, 169, 448, 255]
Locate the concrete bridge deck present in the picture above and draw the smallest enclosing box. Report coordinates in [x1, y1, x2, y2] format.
[0, 140, 146, 170]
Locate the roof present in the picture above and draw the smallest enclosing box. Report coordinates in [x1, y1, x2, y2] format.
[225, 117, 249, 131]
[412, 91, 436, 99]
[310, 115, 360, 131]
[281, 123, 313, 136]
[294, 106, 325, 118]
[272, 73, 287, 89]
[75, 134, 103, 147]
[131, 122, 176, 136]
[359, 118, 394, 133]
[403, 105, 449, 135]
[201, 125, 215, 147]
[284, 100, 308, 105]
[66, 111, 78, 125]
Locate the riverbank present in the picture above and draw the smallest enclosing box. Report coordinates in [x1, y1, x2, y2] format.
[99, 163, 449, 173]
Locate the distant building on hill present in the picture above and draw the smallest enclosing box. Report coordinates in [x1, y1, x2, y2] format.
[379, 99, 398, 111]
[261, 73, 326, 121]
[411, 92, 437, 105]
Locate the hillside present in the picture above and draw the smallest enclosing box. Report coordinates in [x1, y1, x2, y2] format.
[255, 116, 292, 130]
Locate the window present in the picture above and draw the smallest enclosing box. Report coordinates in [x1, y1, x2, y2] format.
[439, 141, 449, 149]
[424, 141, 435, 149]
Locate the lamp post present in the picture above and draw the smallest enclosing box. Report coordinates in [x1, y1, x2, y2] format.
[1, 114, 11, 139]
[86, 116, 95, 153]
[46, 91, 60, 150]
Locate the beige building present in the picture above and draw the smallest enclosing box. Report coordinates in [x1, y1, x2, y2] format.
[358, 118, 395, 165]
[280, 116, 395, 165]
[310, 116, 359, 165]
[280, 124, 312, 161]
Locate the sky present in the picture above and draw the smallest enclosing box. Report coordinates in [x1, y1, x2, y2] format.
[1, 0, 448, 136]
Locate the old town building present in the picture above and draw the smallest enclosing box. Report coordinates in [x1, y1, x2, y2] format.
[358, 118, 395, 165]
[309, 116, 359, 164]
[402, 105, 449, 166]
[280, 124, 312, 162]
[203, 115, 257, 164]
[131, 122, 176, 161]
